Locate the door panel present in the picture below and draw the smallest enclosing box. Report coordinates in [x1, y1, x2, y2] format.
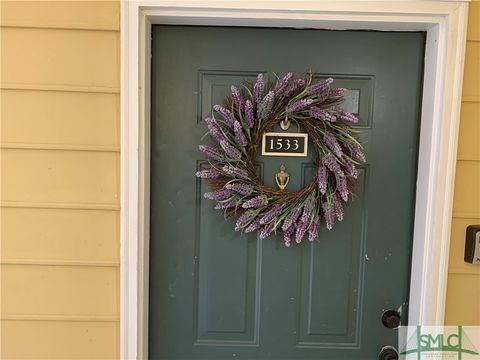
[195, 177, 261, 345]
[149, 26, 425, 359]
[297, 167, 366, 347]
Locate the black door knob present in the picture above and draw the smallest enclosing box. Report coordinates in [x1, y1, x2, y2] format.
[381, 309, 401, 329]
[378, 346, 399, 360]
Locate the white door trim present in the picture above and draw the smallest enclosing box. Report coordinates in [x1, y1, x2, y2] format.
[120, 1, 469, 359]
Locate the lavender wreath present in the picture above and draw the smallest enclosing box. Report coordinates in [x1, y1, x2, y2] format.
[195, 72, 366, 247]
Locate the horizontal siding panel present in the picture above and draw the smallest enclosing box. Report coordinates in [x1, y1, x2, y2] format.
[1, 89, 119, 148]
[449, 217, 480, 274]
[463, 41, 480, 102]
[452, 160, 480, 218]
[458, 102, 480, 161]
[1, 208, 118, 263]
[1, 1, 119, 31]
[468, 1, 480, 41]
[1, 27, 119, 91]
[1, 265, 118, 316]
[445, 274, 480, 325]
[1, 320, 118, 359]
[1, 149, 119, 205]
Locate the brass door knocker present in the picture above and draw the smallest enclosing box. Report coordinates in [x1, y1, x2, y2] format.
[275, 164, 289, 192]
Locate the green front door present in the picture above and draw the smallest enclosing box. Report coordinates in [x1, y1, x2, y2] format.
[149, 26, 424, 359]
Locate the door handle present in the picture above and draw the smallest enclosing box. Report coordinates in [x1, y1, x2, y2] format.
[378, 345, 399, 360]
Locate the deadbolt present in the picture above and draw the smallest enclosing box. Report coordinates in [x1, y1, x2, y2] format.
[381, 309, 401, 329]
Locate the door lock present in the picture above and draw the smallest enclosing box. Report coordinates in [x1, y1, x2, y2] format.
[378, 345, 399, 360]
[381, 309, 401, 329]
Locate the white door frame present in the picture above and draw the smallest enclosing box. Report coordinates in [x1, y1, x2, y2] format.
[120, 1, 469, 358]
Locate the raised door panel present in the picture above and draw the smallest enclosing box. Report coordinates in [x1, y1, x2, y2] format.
[194, 168, 262, 345]
[297, 168, 367, 348]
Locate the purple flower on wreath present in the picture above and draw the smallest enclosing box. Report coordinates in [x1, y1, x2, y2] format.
[308, 78, 333, 96]
[242, 195, 268, 209]
[257, 90, 274, 119]
[273, 72, 293, 95]
[259, 204, 283, 224]
[282, 206, 302, 231]
[328, 88, 347, 98]
[324, 132, 343, 158]
[310, 106, 337, 122]
[222, 165, 249, 180]
[220, 140, 241, 160]
[215, 201, 237, 210]
[300, 197, 311, 223]
[204, 188, 232, 201]
[233, 120, 248, 147]
[259, 222, 275, 240]
[245, 218, 261, 233]
[199, 144, 223, 162]
[333, 106, 359, 123]
[286, 98, 313, 114]
[301, 193, 316, 223]
[343, 160, 358, 179]
[341, 112, 359, 124]
[308, 215, 320, 241]
[244, 100, 255, 128]
[253, 73, 265, 103]
[283, 78, 306, 97]
[283, 224, 295, 247]
[336, 173, 349, 202]
[323, 153, 342, 175]
[333, 194, 344, 221]
[345, 141, 366, 163]
[322, 201, 335, 231]
[225, 182, 253, 196]
[317, 164, 328, 195]
[230, 85, 244, 111]
[195, 168, 223, 179]
[213, 104, 235, 127]
[235, 210, 257, 231]
[295, 219, 309, 244]
[204, 117, 226, 144]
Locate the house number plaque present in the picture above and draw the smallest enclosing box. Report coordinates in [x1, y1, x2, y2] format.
[261, 132, 308, 157]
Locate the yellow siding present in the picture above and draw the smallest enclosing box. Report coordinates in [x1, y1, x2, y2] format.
[1, 1, 119, 30]
[0, 1, 120, 359]
[457, 102, 480, 160]
[445, 274, 480, 325]
[2, 265, 118, 316]
[463, 41, 480, 102]
[452, 161, 480, 218]
[2, 321, 119, 360]
[445, 0, 480, 326]
[1, 27, 119, 92]
[468, 1, 480, 41]
[2, 149, 119, 205]
[2, 208, 119, 263]
[1, 90, 119, 149]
